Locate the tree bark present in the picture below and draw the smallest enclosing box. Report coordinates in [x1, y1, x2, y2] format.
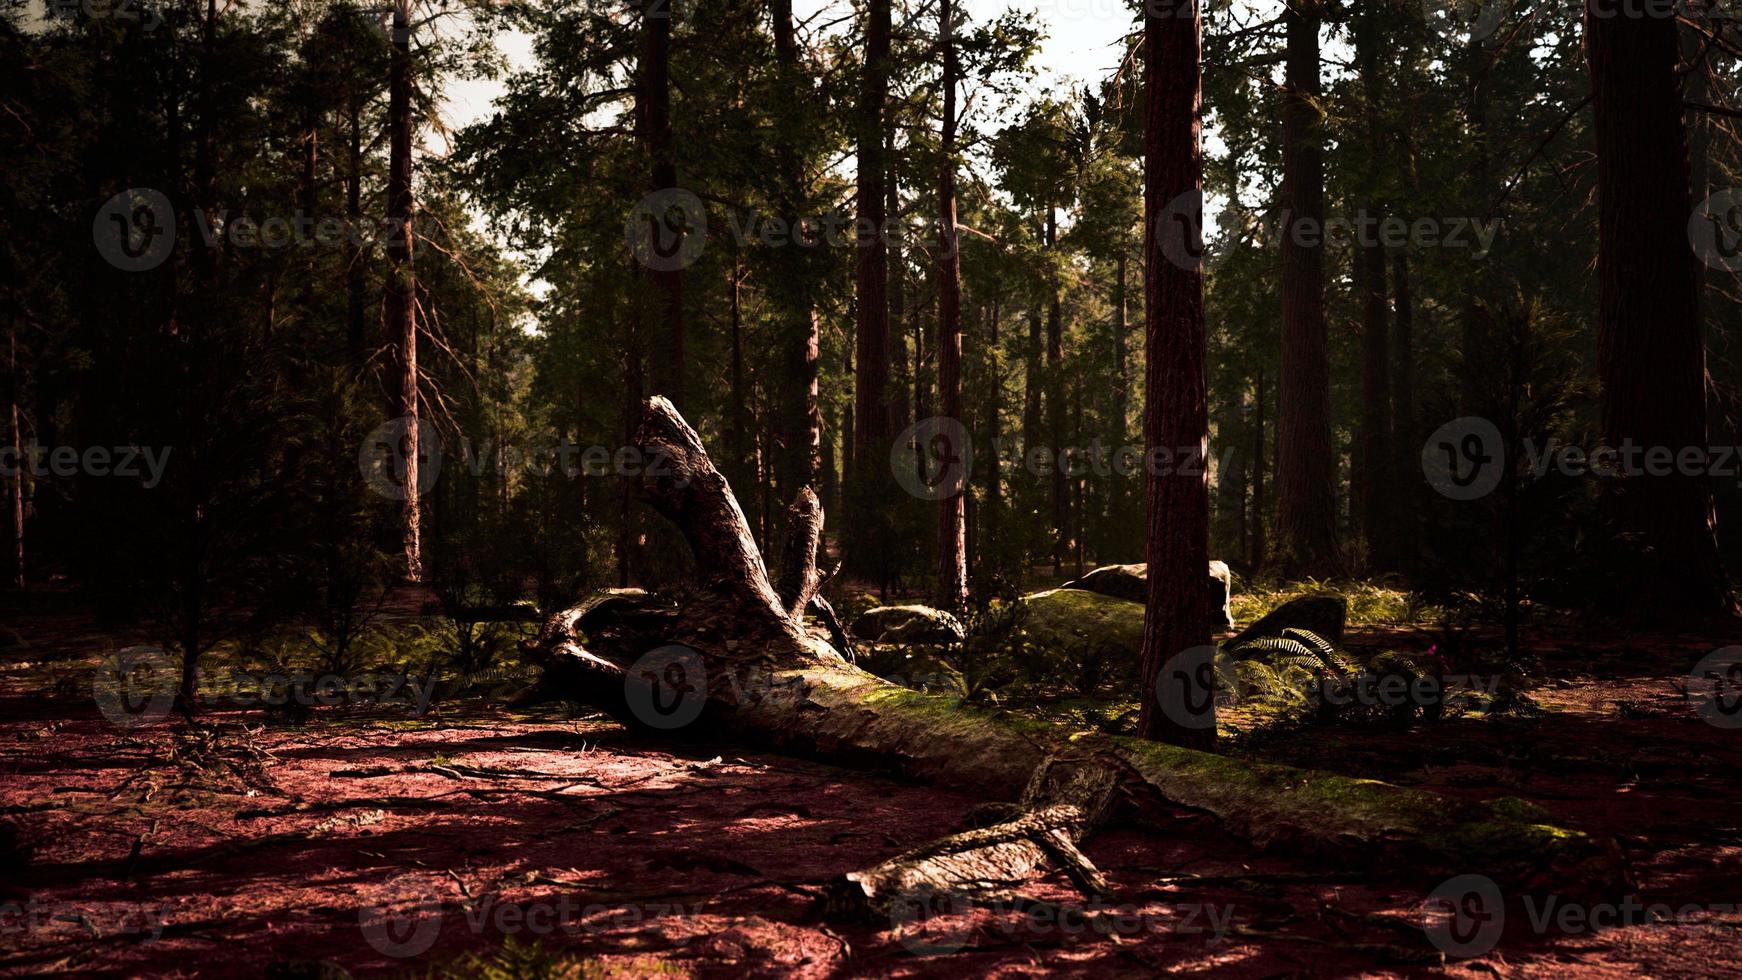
[1274, 0, 1338, 576]
[521, 398, 1629, 909]
[1586, 0, 1736, 620]
[1252, 365, 1267, 566]
[7, 317, 20, 590]
[1045, 207, 1066, 577]
[344, 101, 365, 367]
[1390, 248, 1414, 573]
[771, 0, 821, 510]
[640, 0, 684, 407]
[1354, 0, 1391, 572]
[849, 0, 893, 583]
[934, 0, 967, 612]
[385, 0, 421, 582]
[1137, 0, 1215, 749]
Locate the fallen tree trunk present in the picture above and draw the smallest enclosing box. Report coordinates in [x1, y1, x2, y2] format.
[520, 397, 1629, 908]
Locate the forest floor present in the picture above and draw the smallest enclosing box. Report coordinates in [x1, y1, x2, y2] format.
[2, 598, 1742, 977]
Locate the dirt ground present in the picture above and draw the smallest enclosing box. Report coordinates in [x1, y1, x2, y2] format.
[3, 609, 1742, 978]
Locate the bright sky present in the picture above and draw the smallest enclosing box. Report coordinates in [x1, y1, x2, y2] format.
[441, 0, 1140, 145]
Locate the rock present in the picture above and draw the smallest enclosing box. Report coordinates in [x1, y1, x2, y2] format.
[1018, 588, 1147, 658]
[1062, 561, 1236, 629]
[1061, 563, 1148, 602]
[999, 588, 1148, 695]
[1227, 594, 1347, 650]
[852, 605, 966, 646]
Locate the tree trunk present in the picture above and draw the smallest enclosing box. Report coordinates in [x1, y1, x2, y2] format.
[7, 317, 20, 590]
[1356, 239, 1390, 568]
[385, 0, 421, 582]
[1252, 365, 1267, 566]
[771, 0, 820, 509]
[1586, 0, 1736, 620]
[849, 0, 893, 582]
[1136, 0, 1215, 749]
[726, 258, 749, 495]
[640, 0, 684, 407]
[1390, 249, 1414, 573]
[345, 102, 365, 367]
[1274, 0, 1338, 576]
[521, 398, 1628, 910]
[1045, 207, 1066, 578]
[981, 296, 1004, 586]
[934, 0, 967, 611]
[1354, 0, 1391, 572]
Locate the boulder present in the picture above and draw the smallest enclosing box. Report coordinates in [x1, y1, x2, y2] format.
[852, 604, 966, 646]
[1008, 588, 1147, 694]
[1062, 561, 1236, 629]
[1227, 594, 1347, 650]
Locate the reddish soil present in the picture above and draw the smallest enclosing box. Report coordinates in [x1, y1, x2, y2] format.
[3, 614, 1742, 977]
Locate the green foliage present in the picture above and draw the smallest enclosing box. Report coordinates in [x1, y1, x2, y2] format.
[1233, 579, 1440, 628]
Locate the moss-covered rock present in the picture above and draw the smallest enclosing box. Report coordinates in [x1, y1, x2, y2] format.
[1062, 560, 1236, 628]
[1000, 588, 1147, 695]
[852, 605, 966, 645]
